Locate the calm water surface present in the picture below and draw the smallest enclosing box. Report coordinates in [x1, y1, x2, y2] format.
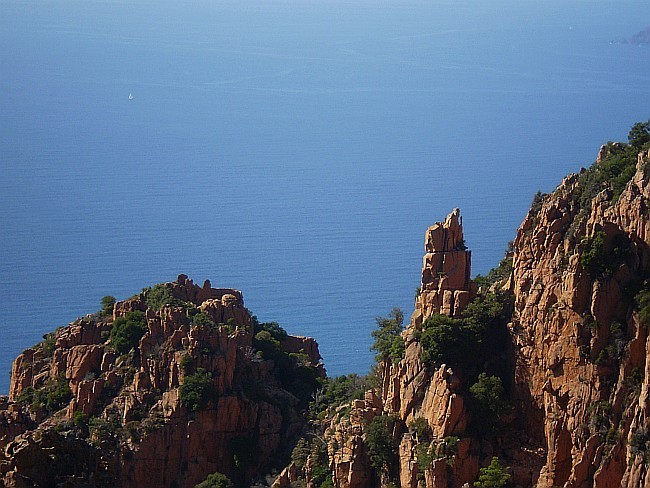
[1, 0, 649, 393]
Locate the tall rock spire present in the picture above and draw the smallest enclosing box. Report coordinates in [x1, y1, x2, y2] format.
[413, 208, 476, 323]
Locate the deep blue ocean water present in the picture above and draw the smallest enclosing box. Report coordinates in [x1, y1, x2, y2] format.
[1, 0, 649, 393]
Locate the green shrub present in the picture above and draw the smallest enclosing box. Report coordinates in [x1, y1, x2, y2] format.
[628, 120, 650, 150]
[310, 464, 333, 488]
[442, 436, 459, 455]
[571, 120, 649, 216]
[419, 292, 510, 386]
[39, 331, 57, 356]
[408, 417, 430, 441]
[635, 284, 650, 326]
[469, 373, 509, 434]
[145, 283, 187, 311]
[194, 472, 234, 488]
[16, 387, 36, 406]
[32, 376, 72, 413]
[630, 428, 649, 458]
[23, 377, 71, 413]
[309, 374, 368, 419]
[474, 456, 510, 487]
[291, 438, 311, 470]
[365, 415, 395, 472]
[580, 231, 608, 277]
[588, 401, 612, 436]
[180, 354, 193, 374]
[179, 369, 216, 412]
[307, 437, 331, 487]
[73, 411, 88, 429]
[252, 322, 321, 409]
[416, 442, 433, 472]
[580, 231, 631, 278]
[192, 312, 215, 328]
[110, 311, 148, 354]
[420, 313, 474, 368]
[88, 416, 116, 441]
[370, 308, 405, 363]
[100, 295, 116, 316]
[253, 320, 288, 341]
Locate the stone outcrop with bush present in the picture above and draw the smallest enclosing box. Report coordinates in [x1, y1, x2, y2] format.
[510, 144, 650, 487]
[317, 126, 650, 487]
[321, 210, 507, 488]
[0, 275, 324, 487]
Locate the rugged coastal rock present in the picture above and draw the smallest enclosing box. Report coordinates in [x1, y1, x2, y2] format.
[325, 210, 483, 488]
[416, 208, 476, 321]
[323, 145, 650, 487]
[2, 135, 650, 488]
[511, 147, 650, 487]
[0, 275, 324, 487]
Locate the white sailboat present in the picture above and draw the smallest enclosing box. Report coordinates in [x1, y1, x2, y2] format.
[128, 93, 134, 100]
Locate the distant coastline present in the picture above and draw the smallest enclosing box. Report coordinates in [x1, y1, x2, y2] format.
[617, 25, 650, 44]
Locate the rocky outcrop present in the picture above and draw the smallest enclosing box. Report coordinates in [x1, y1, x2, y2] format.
[414, 208, 476, 323]
[325, 146, 650, 488]
[3, 141, 650, 488]
[0, 400, 33, 451]
[510, 148, 650, 487]
[326, 209, 482, 488]
[0, 275, 324, 487]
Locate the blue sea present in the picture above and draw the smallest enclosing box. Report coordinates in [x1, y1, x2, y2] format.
[1, 0, 649, 394]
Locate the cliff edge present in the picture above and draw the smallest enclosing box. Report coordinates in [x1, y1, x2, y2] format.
[318, 136, 650, 487]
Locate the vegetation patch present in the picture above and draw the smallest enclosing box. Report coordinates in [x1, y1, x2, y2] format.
[194, 472, 234, 488]
[252, 320, 321, 409]
[179, 369, 216, 412]
[99, 295, 116, 317]
[39, 331, 57, 357]
[370, 308, 405, 364]
[419, 292, 510, 381]
[474, 456, 511, 487]
[16, 375, 72, 414]
[568, 121, 650, 233]
[309, 373, 369, 419]
[144, 283, 188, 311]
[469, 373, 509, 434]
[290, 436, 333, 488]
[635, 284, 650, 326]
[365, 415, 398, 476]
[110, 311, 148, 354]
[191, 312, 215, 328]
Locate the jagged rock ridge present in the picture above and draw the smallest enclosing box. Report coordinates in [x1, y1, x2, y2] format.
[0, 274, 324, 487]
[322, 145, 650, 487]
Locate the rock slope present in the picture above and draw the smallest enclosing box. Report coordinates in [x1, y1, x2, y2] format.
[0, 275, 323, 487]
[325, 209, 485, 488]
[510, 146, 650, 487]
[323, 145, 650, 487]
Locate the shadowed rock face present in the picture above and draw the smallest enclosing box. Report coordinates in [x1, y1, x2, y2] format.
[0, 275, 324, 488]
[324, 148, 650, 488]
